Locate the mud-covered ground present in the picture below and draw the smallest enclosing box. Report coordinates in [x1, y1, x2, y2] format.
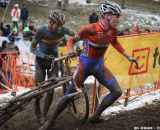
[0, 90, 160, 130]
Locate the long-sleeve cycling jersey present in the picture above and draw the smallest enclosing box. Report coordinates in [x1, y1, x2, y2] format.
[30, 24, 75, 58]
[66, 20, 126, 92]
[67, 21, 125, 58]
[30, 24, 75, 83]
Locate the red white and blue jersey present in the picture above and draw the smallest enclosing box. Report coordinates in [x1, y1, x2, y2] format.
[77, 21, 125, 58]
[66, 22, 125, 107]
[67, 21, 126, 87]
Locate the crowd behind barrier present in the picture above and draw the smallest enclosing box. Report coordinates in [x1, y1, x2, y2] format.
[118, 24, 160, 36]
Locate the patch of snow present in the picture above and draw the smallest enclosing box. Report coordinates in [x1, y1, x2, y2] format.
[153, 0, 160, 2]
[0, 87, 31, 109]
[102, 89, 160, 118]
[69, 0, 98, 5]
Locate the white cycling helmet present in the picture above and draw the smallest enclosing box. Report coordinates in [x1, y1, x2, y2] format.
[48, 9, 65, 25]
[101, 1, 121, 16]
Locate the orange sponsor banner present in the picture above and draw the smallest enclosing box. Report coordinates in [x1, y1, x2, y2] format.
[58, 33, 160, 89]
[104, 32, 160, 89]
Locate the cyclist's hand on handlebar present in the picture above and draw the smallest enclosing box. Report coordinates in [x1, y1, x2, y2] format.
[76, 47, 82, 56]
[44, 55, 54, 61]
[68, 51, 77, 58]
[75, 86, 82, 93]
[128, 57, 139, 68]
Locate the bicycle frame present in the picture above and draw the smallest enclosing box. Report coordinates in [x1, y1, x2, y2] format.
[0, 54, 75, 125]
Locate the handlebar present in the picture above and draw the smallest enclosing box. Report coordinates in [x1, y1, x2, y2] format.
[132, 60, 139, 68]
[53, 52, 77, 63]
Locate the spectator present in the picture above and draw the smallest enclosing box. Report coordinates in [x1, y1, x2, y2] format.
[123, 28, 130, 35]
[3, 41, 20, 55]
[11, 4, 21, 30]
[8, 28, 22, 42]
[57, 0, 62, 9]
[0, 21, 11, 37]
[23, 26, 30, 38]
[0, 40, 8, 68]
[20, 4, 29, 30]
[28, 21, 36, 40]
[0, 40, 7, 51]
[89, 10, 99, 24]
[28, 20, 36, 32]
[144, 29, 150, 33]
[0, 41, 19, 90]
[61, 0, 69, 10]
[8, 28, 17, 42]
[133, 23, 140, 34]
[118, 30, 124, 36]
[0, 40, 8, 90]
[23, 21, 36, 41]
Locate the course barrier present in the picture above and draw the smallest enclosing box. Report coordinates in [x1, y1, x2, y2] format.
[0, 50, 35, 94]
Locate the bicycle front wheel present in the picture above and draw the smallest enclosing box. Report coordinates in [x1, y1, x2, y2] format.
[67, 90, 89, 124]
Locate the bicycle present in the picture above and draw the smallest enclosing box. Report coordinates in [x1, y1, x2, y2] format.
[52, 52, 90, 124]
[32, 53, 90, 124]
[0, 52, 90, 126]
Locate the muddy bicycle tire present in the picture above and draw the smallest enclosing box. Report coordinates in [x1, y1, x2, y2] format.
[67, 88, 89, 124]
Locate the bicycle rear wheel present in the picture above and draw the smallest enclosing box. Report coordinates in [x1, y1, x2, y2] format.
[67, 89, 89, 124]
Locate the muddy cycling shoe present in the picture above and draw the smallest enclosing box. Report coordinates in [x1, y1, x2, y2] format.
[88, 116, 106, 124]
[40, 115, 47, 124]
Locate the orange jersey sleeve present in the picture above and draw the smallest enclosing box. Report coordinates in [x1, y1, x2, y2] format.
[67, 22, 125, 58]
[110, 29, 125, 54]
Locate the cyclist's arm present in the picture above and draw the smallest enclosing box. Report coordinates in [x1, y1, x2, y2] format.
[63, 27, 75, 36]
[111, 39, 138, 66]
[30, 28, 46, 58]
[30, 40, 45, 58]
[111, 40, 132, 60]
[111, 40, 125, 55]
[67, 34, 81, 52]
[110, 30, 131, 59]
[67, 25, 92, 52]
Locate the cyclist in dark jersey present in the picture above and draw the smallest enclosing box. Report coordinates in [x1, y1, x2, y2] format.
[39, 1, 137, 130]
[30, 9, 75, 124]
